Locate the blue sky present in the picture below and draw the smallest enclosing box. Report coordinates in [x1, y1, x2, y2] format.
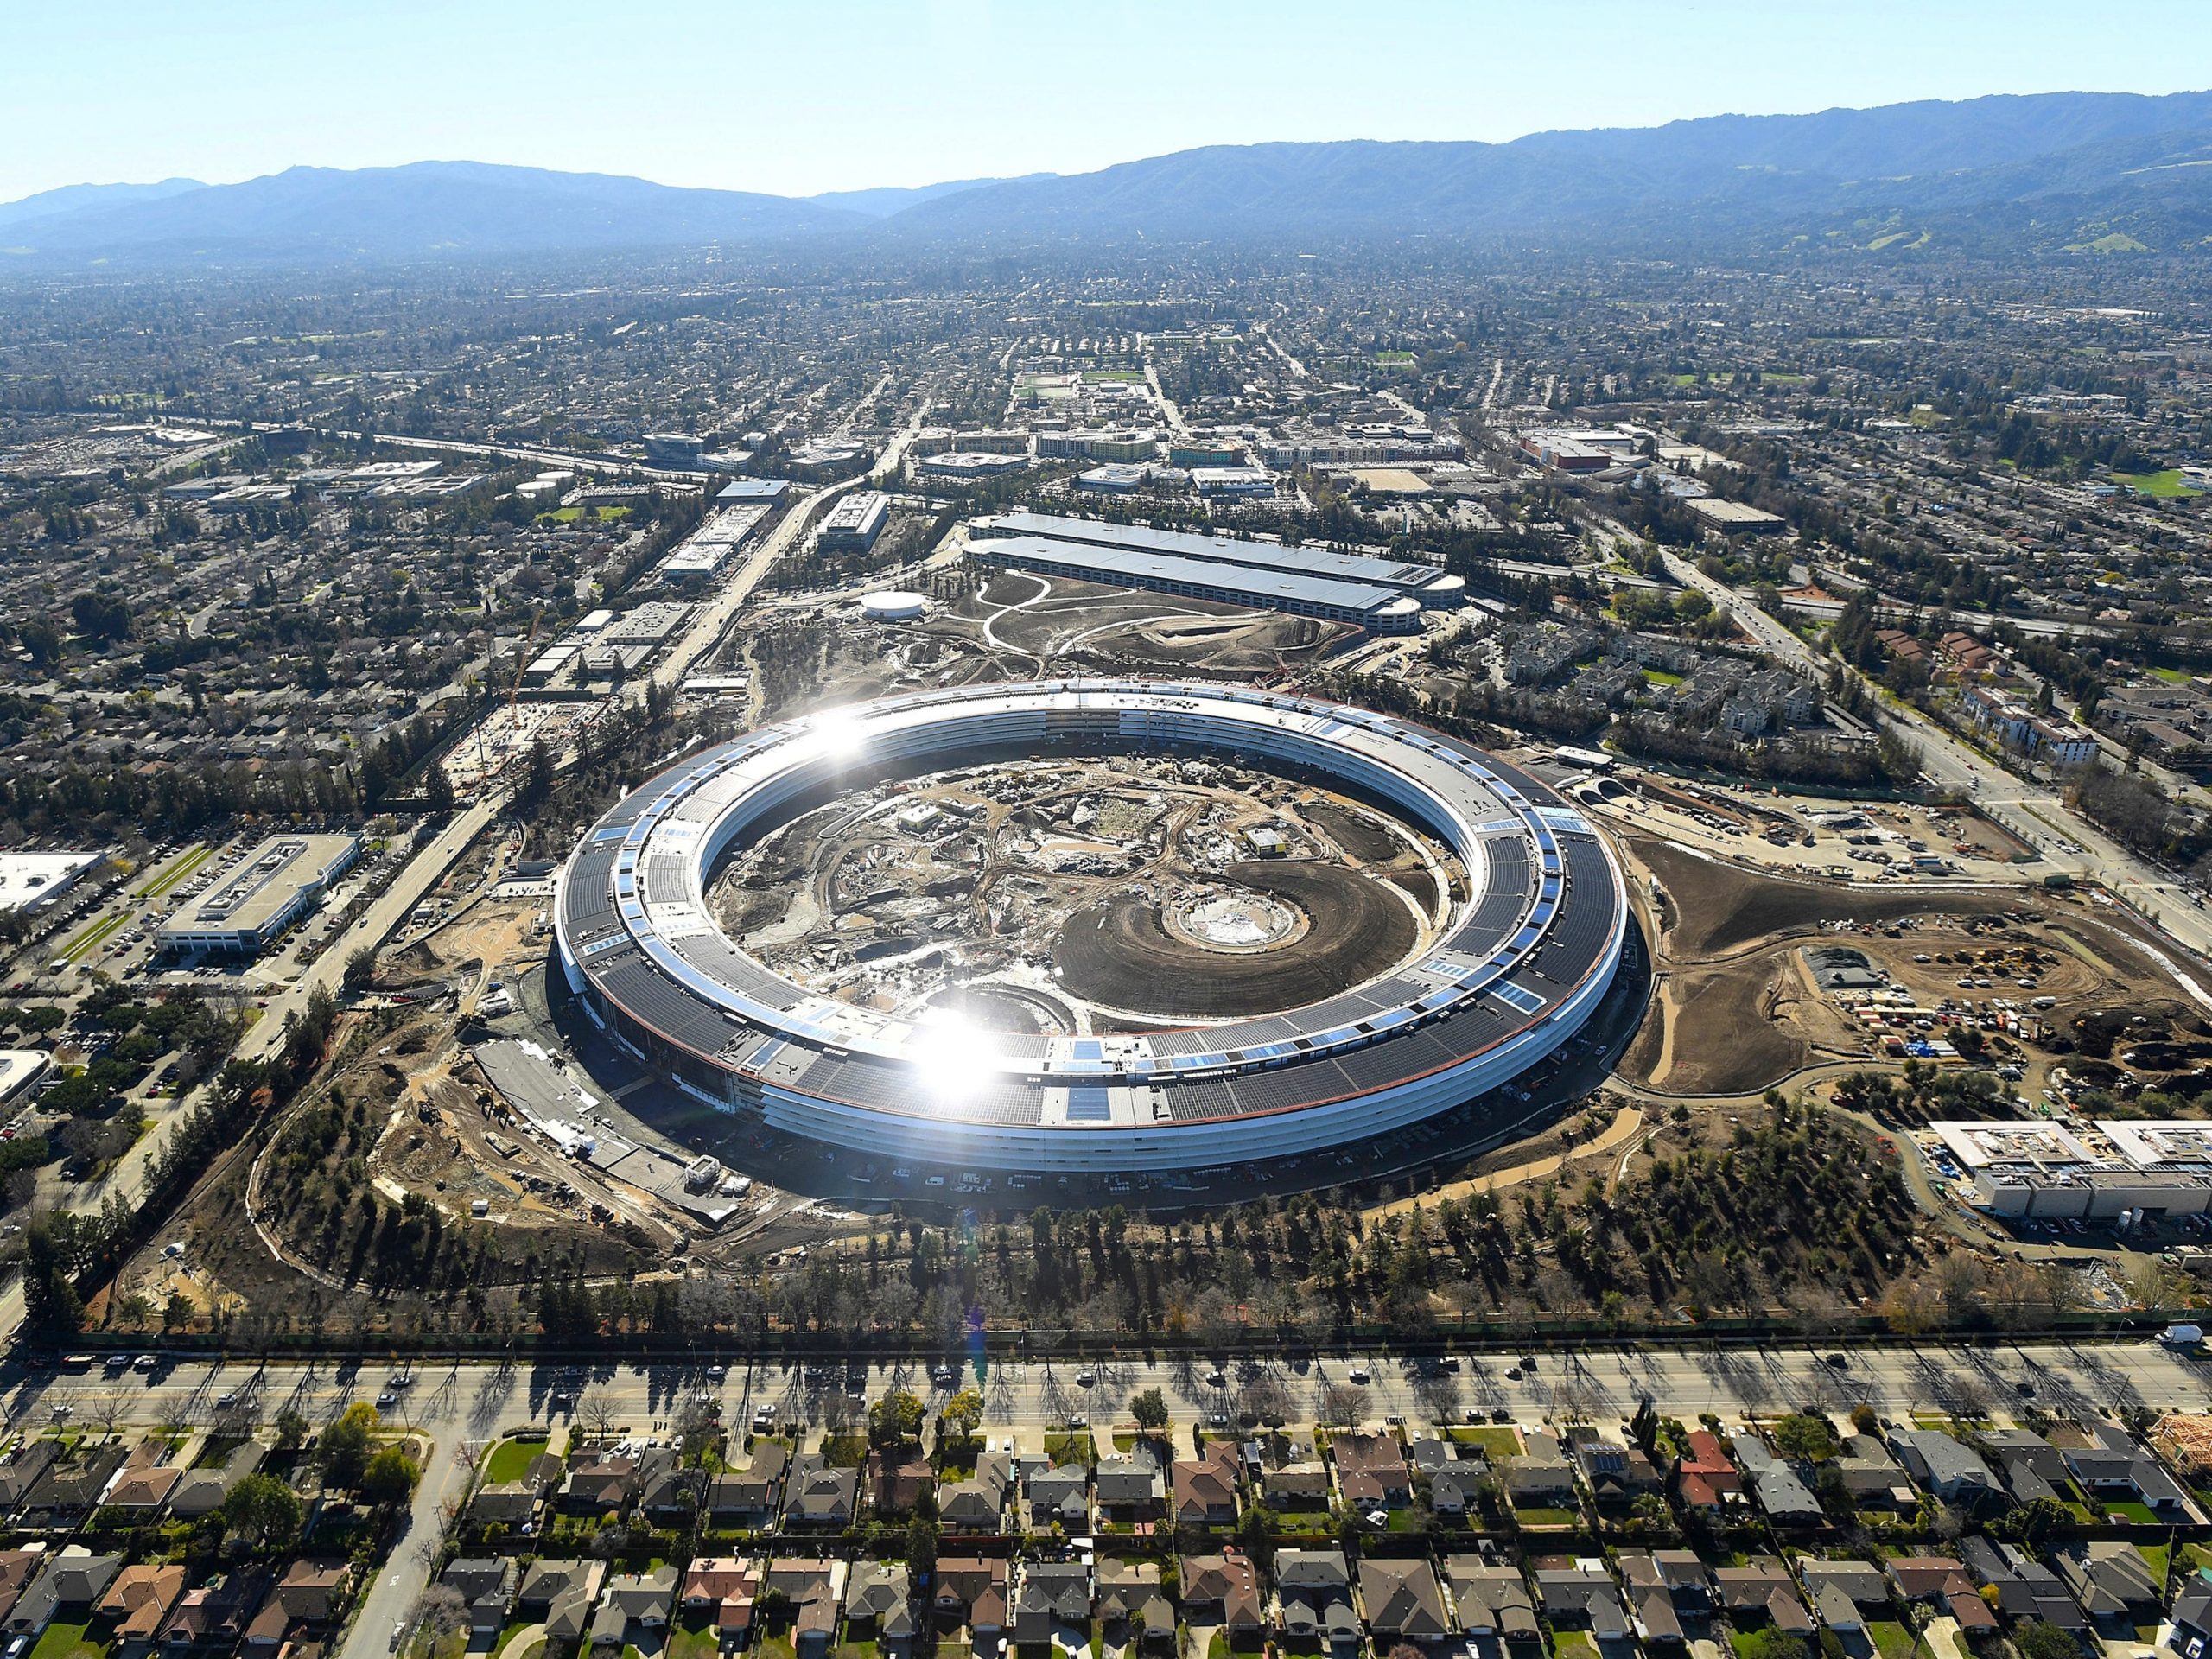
[2, 0, 2204, 203]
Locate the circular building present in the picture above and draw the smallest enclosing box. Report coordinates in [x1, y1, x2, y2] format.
[859, 590, 927, 623]
[555, 680, 1628, 1171]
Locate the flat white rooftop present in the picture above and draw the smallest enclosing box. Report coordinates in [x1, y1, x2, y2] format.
[0, 852, 102, 914]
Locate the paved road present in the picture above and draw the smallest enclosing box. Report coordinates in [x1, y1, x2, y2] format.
[19, 1338, 2209, 1449]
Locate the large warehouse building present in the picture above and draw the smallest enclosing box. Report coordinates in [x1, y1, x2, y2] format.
[556, 680, 1628, 1172]
[968, 512, 1461, 634]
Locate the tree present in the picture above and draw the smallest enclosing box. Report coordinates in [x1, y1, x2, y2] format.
[941, 1388, 984, 1445]
[21, 1217, 84, 1338]
[342, 948, 378, 994]
[1129, 1387, 1171, 1435]
[274, 1411, 310, 1452]
[869, 1389, 925, 1448]
[318, 1402, 379, 1488]
[2014, 1621, 2080, 1659]
[162, 1291, 196, 1333]
[221, 1473, 303, 1549]
[905, 1513, 940, 1577]
[360, 1446, 422, 1506]
[424, 763, 456, 816]
[112, 1290, 156, 1332]
[1770, 1413, 1836, 1462]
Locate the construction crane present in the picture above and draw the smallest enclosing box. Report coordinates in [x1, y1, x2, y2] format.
[474, 604, 544, 779]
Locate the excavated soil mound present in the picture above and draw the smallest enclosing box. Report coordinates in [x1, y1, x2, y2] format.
[1056, 861, 1416, 1020]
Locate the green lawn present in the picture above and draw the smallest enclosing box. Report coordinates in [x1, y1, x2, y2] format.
[1866, 1620, 1917, 1659]
[29, 1622, 105, 1659]
[483, 1437, 544, 1483]
[1514, 1505, 1581, 1528]
[1375, 353, 1415, 365]
[60, 909, 130, 964]
[821, 1433, 868, 1468]
[2108, 1499, 2159, 1525]
[492, 1624, 542, 1659]
[1643, 667, 1686, 686]
[537, 505, 632, 524]
[137, 842, 213, 897]
[1449, 1426, 1522, 1457]
[1045, 1431, 1097, 1469]
[1553, 1634, 1598, 1659]
[756, 1637, 796, 1659]
[2113, 469, 2197, 499]
[2139, 1542, 2172, 1584]
[666, 1620, 721, 1659]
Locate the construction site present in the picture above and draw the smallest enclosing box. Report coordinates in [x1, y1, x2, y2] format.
[707, 748, 1456, 1035]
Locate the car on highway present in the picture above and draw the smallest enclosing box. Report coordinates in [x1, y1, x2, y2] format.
[376, 1391, 397, 1408]
[705, 1365, 726, 1382]
[1346, 1366, 1371, 1384]
[1075, 1370, 1096, 1388]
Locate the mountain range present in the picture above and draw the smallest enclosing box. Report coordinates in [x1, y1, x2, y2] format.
[5, 89, 2212, 268]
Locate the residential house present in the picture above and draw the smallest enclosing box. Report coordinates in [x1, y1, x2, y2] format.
[1332, 1432, 1412, 1512]
[1885, 1558, 1999, 1636]
[0, 1553, 46, 1631]
[1430, 1460, 1487, 1520]
[161, 1568, 274, 1650]
[1796, 1561, 1890, 1635]
[639, 1459, 706, 1529]
[1027, 1465, 1091, 1530]
[244, 1563, 353, 1656]
[1095, 1455, 1165, 1524]
[1674, 1432, 1743, 1513]
[23, 1446, 127, 1529]
[102, 1465, 181, 1521]
[559, 1454, 639, 1516]
[0, 1445, 61, 1519]
[1569, 1432, 1663, 1510]
[783, 1459, 859, 1530]
[168, 1445, 264, 1522]
[2052, 1543, 2161, 1629]
[1620, 1550, 1711, 1642]
[1978, 1431, 2071, 1508]
[1889, 1431, 2002, 1506]
[938, 1453, 1014, 1534]
[2171, 1580, 2212, 1655]
[1733, 1444, 1824, 1526]
[868, 1450, 932, 1521]
[1956, 1539, 2088, 1636]
[95, 1564, 187, 1648]
[1261, 1462, 1331, 1512]
[766, 1560, 844, 1659]
[1173, 1444, 1241, 1529]
[681, 1558, 760, 1642]
[1531, 1561, 1630, 1643]
[2064, 1426, 2192, 1518]
[1712, 1560, 1815, 1637]
[6, 1549, 122, 1643]
[441, 1559, 518, 1637]
[1096, 1561, 1173, 1653]
[1832, 1434, 1919, 1512]
[589, 1567, 678, 1652]
[517, 1561, 606, 1647]
[844, 1563, 917, 1659]
[1274, 1551, 1357, 1651]
[708, 1442, 788, 1528]
[933, 1560, 1009, 1643]
[1012, 1561, 1091, 1656]
[1359, 1558, 1450, 1644]
[1502, 1433, 1579, 1512]
[1444, 1559, 1538, 1642]
[1179, 1554, 1262, 1638]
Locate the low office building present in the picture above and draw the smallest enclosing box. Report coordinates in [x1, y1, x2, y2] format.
[156, 836, 360, 958]
[818, 491, 889, 552]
